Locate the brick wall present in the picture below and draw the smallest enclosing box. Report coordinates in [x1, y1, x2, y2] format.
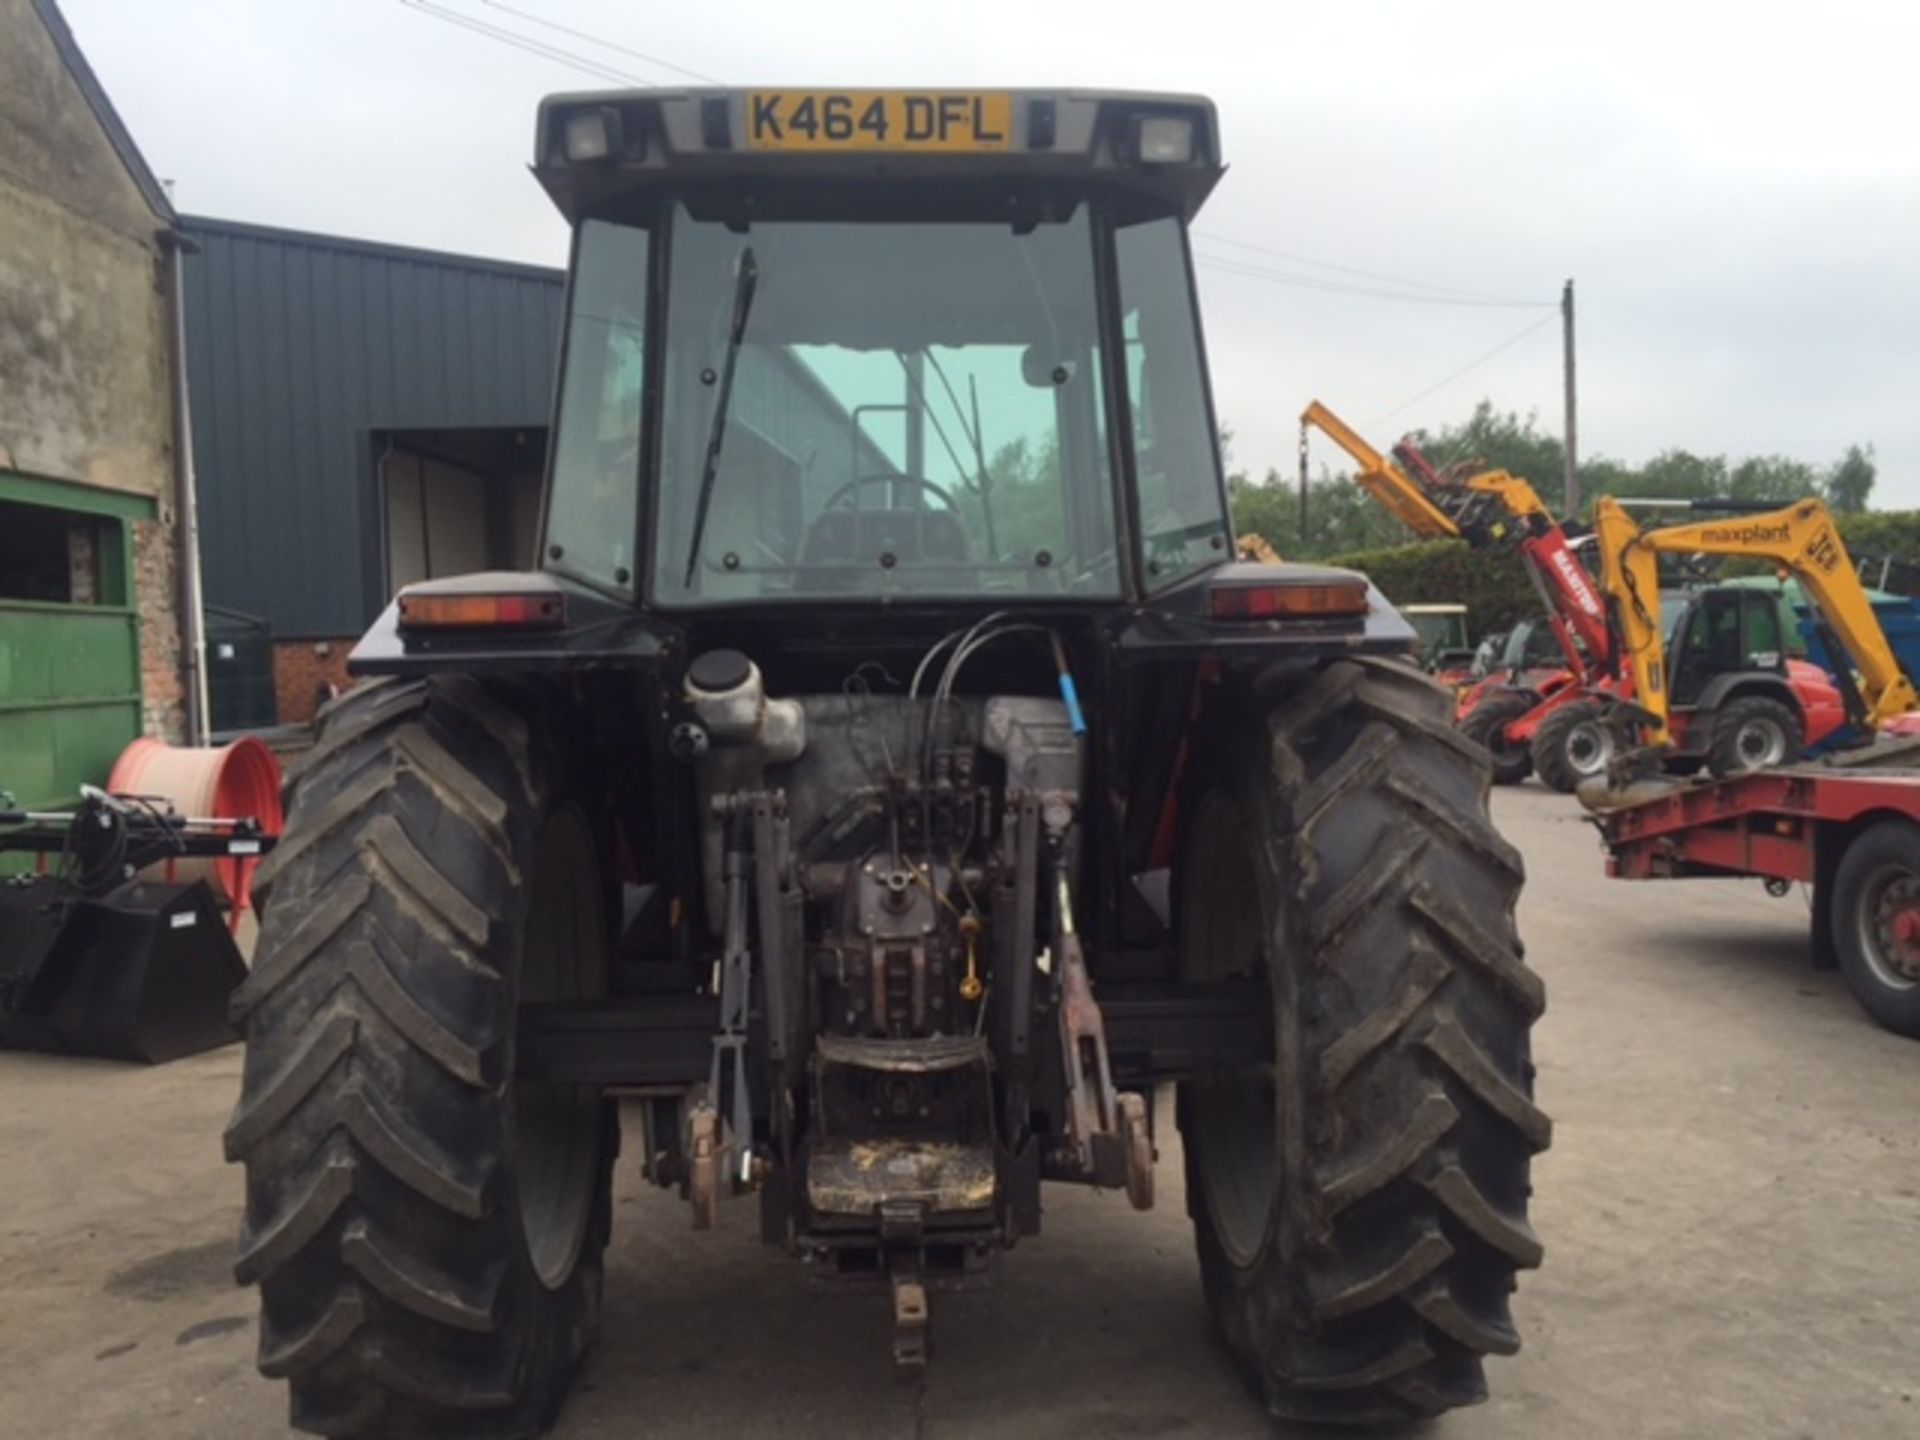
[272, 639, 358, 726]
[133, 515, 185, 741]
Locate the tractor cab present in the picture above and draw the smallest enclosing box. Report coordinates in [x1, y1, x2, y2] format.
[1401, 602, 1473, 677]
[1665, 586, 1788, 706]
[1499, 616, 1572, 677]
[357, 88, 1418, 672]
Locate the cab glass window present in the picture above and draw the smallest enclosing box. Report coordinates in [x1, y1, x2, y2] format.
[651, 205, 1117, 604]
[1115, 217, 1228, 588]
[1743, 593, 1784, 666]
[545, 220, 650, 593]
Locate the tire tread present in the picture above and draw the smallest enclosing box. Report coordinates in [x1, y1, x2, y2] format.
[1186, 658, 1548, 1425]
[229, 676, 611, 1439]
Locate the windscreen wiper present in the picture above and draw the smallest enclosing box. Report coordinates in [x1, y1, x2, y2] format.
[683, 246, 759, 587]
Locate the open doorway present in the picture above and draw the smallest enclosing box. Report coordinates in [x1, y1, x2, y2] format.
[376, 427, 548, 595]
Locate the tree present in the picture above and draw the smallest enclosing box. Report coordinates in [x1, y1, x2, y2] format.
[1727, 455, 1818, 503]
[1824, 444, 1876, 513]
[1231, 466, 1417, 560]
[1634, 448, 1727, 500]
[972, 434, 1063, 558]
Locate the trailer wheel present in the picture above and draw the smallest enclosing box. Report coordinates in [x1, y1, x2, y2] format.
[1830, 819, 1920, 1038]
[1531, 699, 1617, 794]
[1706, 695, 1800, 777]
[1459, 690, 1535, 786]
[225, 676, 615, 1439]
[1179, 658, 1549, 1424]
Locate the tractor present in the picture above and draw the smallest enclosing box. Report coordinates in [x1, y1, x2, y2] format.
[227, 88, 1548, 1438]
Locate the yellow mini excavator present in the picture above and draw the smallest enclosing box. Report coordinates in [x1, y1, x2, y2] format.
[1590, 495, 1920, 774]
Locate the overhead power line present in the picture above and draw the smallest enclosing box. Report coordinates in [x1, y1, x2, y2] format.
[1194, 250, 1554, 310]
[397, 1, 649, 85]
[1194, 231, 1538, 305]
[1367, 311, 1559, 427]
[477, 0, 724, 84]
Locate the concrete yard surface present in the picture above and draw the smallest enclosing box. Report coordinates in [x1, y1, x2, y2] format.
[2, 783, 1917, 1438]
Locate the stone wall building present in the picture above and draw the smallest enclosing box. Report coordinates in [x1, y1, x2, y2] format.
[0, 0, 193, 804]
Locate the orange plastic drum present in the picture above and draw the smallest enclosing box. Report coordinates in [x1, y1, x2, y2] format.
[107, 737, 284, 921]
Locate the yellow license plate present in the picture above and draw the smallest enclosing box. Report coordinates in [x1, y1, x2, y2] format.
[746, 91, 1012, 152]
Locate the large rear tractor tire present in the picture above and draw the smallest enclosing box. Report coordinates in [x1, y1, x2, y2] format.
[1531, 699, 1619, 794]
[1458, 690, 1535, 786]
[1830, 819, 1920, 1039]
[1705, 695, 1801, 777]
[1179, 658, 1549, 1425]
[226, 676, 616, 1439]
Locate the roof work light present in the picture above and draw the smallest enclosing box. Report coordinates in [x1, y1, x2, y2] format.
[1132, 114, 1195, 165]
[563, 106, 622, 163]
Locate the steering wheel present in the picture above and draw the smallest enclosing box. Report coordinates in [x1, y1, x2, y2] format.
[823, 472, 960, 512]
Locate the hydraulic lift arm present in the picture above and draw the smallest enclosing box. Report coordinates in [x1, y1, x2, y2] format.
[1591, 495, 1920, 748]
[1299, 400, 1461, 538]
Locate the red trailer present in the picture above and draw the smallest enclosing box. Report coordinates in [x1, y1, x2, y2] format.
[1595, 743, 1920, 1037]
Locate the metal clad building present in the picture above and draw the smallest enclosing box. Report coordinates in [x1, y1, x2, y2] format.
[181, 218, 563, 654]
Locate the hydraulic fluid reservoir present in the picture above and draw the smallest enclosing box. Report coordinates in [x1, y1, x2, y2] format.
[685, 649, 805, 762]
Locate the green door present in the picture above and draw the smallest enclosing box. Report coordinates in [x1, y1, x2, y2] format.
[0, 472, 149, 815]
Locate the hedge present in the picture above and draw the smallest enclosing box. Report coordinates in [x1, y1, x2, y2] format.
[1324, 539, 1532, 636]
[1327, 510, 1920, 642]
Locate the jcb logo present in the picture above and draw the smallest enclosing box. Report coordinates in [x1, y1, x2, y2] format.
[1804, 527, 1842, 575]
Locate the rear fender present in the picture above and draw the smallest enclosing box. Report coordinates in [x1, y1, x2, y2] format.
[1785, 659, 1848, 747]
[1531, 669, 1579, 700]
[349, 572, 675, 678]
[1453, 677, 1495, 722]
[1460, 683, 1539, 729]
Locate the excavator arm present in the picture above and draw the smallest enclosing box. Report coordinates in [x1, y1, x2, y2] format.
[1592, 495, 1920, 749]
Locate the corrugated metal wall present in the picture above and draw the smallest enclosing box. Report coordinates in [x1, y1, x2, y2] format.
[181, 218, 563, 638]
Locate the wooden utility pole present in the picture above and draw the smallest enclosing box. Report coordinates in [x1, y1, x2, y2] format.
[1298, 426, 1310, 546]
[1561, 279, 1579, 517]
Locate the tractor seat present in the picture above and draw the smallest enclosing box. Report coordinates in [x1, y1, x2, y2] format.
[801, 508, 971, 574]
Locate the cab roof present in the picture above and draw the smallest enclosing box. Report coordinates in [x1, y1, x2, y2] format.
[532, 87, 1224, 223]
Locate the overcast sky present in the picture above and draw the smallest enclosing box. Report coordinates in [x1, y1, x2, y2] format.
[62, 0, 1920, 502]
